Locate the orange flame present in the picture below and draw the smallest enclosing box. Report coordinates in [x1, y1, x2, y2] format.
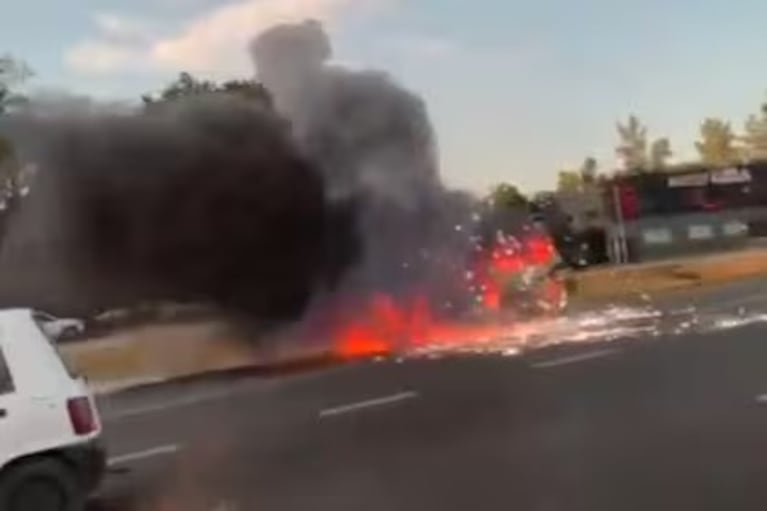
[333, 231, 565, 359]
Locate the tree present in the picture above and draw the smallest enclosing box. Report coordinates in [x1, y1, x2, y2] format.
[0, 126, 11, 167]
[557, 170, 582, 192]
[142, 72, 214, 105]
[557, 158, 599, 193]
[741, 103, 767, 162]
[0, 55, 32, 114]
[650, 138, 672, 169]
[580, 157, 598, 185]
[143, 72, 272, 109]
[488, 183, 527, 209]
[0, 56, 31, 178]
[616, 115, 648, 171]
[482, 183, 529, 242]
[616, 115, 674, 171]
[0, 55, 31, 163]
[696, 118, 740, 166]
[219, 80, 274, 102]
[0, 56, 33, 246]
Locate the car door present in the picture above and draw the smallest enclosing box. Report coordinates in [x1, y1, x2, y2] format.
[12, 318, 78, 452]
[0, 342, 22, 468]
[0, 316, 80, 459]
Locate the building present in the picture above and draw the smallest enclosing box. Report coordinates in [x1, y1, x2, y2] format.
[605, 163, 767, 262]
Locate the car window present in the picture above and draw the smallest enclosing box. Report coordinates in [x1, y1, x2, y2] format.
[32, 311, 55, 323]
[31, 317, 80, 379]
[0, 345, 14, 395]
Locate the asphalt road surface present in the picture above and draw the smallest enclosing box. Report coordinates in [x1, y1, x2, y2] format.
[92, 279, 767, 511]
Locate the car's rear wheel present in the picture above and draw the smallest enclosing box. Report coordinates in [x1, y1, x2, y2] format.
[0, 458, 84, 511]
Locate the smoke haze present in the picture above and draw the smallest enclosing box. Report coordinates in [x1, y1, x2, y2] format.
[0, 19, 522, 326]
[6, 96, 359, 320]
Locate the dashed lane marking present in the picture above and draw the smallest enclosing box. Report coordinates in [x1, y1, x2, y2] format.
[108, 444, 181, 466]
[531, 348, 621, 369]
[319, 391, 419, 418]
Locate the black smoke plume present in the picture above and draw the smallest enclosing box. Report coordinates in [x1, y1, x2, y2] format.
[0, 20, 516, 325]
[9, 95, 359, 320]
[252, 21, 478, 313]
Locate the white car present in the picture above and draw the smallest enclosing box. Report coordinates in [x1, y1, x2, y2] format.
[33, 311, 86, 341]
[0, 309, 106, 511]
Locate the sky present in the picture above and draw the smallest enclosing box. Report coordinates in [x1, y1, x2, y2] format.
[4, 0, 767, 194]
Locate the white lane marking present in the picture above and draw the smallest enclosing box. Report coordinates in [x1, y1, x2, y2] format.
[755, 394, 767, 404]
[102, 365, 355, 423]
[319, 391, 419, 418]
[103, 388, 245, 422]
[107, 444, 181, 467]
[531, 348, 620, 369]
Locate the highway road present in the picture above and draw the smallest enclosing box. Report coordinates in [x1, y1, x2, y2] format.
[91, 279, 767, 511]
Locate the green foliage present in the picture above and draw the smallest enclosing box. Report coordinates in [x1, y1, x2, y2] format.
[488, 183, 528, 209]
[695, 118, 740, 166]
[0, 55, 33, 246]
[0, 55, 31, 169]
[742, 103, 767, 161]
[0, 138, 13, 165]
[580, 157, 598, 185]
[616, 115, 674, 172]
[650, 138, 672, 169]
[616, 115, 648, 171]
[557, 170, 582, 192]
[143, 72, 272, 109]
[0, 55, 31, 115]
[556, 158, 601, 193]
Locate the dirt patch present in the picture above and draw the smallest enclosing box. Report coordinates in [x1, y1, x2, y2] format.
[61, 321, 262, 388]
[60, 319, 337, 392]
[569, 248, 767, 302]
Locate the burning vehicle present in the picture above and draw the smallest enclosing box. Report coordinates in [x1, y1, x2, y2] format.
[468, 223, 567, 319]
[329, 215, 569, 360]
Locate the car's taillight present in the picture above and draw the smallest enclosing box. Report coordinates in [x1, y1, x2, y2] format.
[67, 397, 97, 435]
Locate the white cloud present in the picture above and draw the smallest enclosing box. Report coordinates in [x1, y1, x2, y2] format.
[92, 13, 155, 44]
[65, 42, 145, 74]
[66, 0, 374, 75]
[65, 12, 156, 74]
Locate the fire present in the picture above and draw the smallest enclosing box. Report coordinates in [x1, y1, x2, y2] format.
[333, 230, 565, 359]
[333, 293, 522, 359]
[470, 229, 560, 312]
[334, 294, 431, 358]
